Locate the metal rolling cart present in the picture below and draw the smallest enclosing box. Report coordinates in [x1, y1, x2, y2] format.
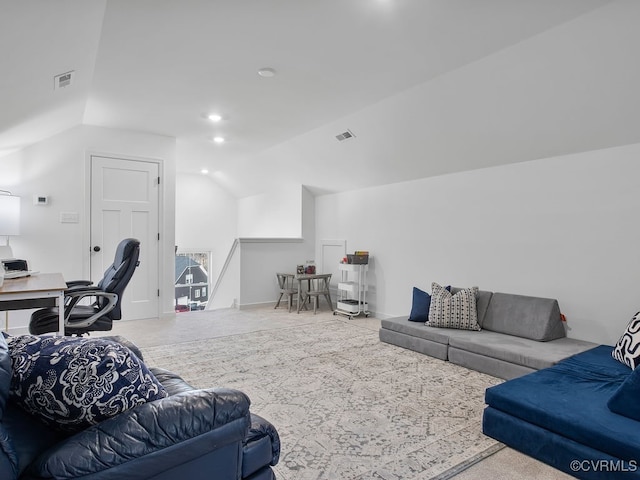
[334, 252, 370, 319]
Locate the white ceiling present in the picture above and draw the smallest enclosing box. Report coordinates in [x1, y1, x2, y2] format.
[3, 0, 639, 198]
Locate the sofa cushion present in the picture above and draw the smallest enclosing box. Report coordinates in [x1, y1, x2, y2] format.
[608, 360, 640, 421]
[150, 367, 195, 395]
[484, 346, 640, 462]
[379, 327, 449, 360]
[427, 283, 480, 331]
[447, 331, 598, 370]
[408, 285, 450, 322]
[380, 317, 451, 345]
[612, 311, 640, 369]
[481, 292, 565, 341]
[5, 334, 167, 433]
[449, 347, 536, 380]
[0, 333, 17, 479]
[3, 401, 63, 478]
[451, 287, 493, 327]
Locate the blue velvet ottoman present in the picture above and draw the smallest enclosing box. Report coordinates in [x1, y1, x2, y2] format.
[483, 345, 640, 479]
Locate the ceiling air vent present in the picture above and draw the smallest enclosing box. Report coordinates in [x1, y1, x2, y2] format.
[54, 71, 74, 90]
[335, 129, 355, 142]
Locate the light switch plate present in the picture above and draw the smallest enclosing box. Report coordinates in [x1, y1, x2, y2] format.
[59, 212, 79, 223]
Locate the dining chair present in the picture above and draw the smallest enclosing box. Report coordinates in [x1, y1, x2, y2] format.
[300, 274, 333, 314]
[275, 273, 298, 313]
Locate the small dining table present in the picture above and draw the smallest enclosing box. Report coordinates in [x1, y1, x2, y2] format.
[277, 272, 333, 313]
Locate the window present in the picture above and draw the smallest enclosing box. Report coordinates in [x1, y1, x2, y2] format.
[175, 250, 211, 312]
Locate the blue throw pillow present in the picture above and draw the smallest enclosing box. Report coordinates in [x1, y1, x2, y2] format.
[4, 334, 168, 433]
[608, 365, 640, 421]
[408, 287, 431, 322]
[408, 285, 450, 322]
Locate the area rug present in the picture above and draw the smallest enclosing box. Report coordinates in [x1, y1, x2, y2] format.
[142, 320, 504, 480]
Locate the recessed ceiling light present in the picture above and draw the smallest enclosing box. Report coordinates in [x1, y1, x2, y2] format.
[257, 67, 276, 78]
[213, 136, 225, 143]
[208, 113, 222, 122]
[201, 169, 209, 174]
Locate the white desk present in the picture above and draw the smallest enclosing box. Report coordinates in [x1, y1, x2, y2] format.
[0, 273, 66, 335]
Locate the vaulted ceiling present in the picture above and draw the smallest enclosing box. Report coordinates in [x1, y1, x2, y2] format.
[2, 0, 638, 197]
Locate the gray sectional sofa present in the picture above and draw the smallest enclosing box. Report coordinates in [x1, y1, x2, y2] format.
[379, 287, 598, 379]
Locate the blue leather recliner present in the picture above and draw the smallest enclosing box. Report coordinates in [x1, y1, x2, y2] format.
[0, 334, 280, 480]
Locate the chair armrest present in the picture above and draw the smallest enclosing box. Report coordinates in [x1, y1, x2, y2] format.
[65, 280, 93, 288]
[63, 285, 103, 306]
[64, 285, 102, 295]
[62, 288, 118, 328]
[244, 413, 281, 466]
[241, 413, 281, 477]
[25, 388, 251, 479]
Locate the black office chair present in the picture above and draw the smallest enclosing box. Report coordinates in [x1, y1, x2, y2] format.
[29, 238, 141, 336]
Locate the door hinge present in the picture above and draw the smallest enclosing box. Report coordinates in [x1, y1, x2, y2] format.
[157, 176, 161, 185]
[157, 232, 160, 241]
[157, 289, 160, 297]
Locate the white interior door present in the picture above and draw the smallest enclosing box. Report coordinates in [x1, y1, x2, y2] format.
[91, 156, 160, 320]
[320, 239, 346, 296]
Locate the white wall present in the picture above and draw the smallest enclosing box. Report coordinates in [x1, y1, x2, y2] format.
[238, 238, 315, 307]
[238, 183, 303, 238]
[1, 124, 176, 329]
[175, 172, 237, 299]
[207, 240, 240, 310]
[316, 143, 640, 345]
[236, 187, 316, 307]
[301, 186, 315, 245]
[212, 184, 313, 308]
[183, 183, 315, 309]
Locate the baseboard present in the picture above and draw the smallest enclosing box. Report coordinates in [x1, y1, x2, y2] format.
[238, 301, 278, 310]
[235, 301, 387, 320]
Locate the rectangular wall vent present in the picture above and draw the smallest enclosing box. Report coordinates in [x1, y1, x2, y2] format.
[54, 71, 74, 90]
[336, 129, 355, 142]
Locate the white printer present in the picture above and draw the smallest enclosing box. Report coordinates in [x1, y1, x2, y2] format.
[1, 245, 33, 279]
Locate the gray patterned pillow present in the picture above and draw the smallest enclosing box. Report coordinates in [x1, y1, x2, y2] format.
[5, 334, 168, 432]
[426, 283, 481, 331]
[612, 312, 640, 369]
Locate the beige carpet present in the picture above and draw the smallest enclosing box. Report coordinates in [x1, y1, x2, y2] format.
[105, 307, 572, 480]
[140, 316, 502, 479]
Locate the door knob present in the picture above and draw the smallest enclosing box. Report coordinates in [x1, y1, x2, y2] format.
[93, 246, 101, 252]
